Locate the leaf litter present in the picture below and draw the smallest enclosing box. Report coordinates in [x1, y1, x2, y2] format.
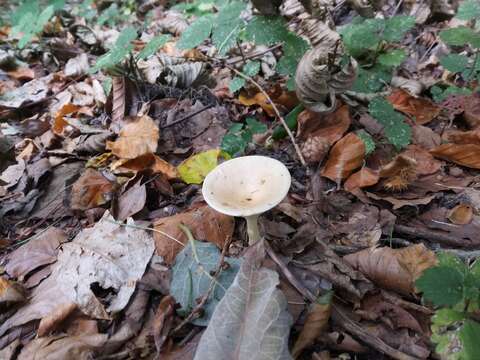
[1, 0, 480, 359]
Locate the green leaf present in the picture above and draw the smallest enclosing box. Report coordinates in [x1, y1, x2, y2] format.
[430, 85, 473, 103]
[96, 3, 120, 26]
[221, 133, 248, 156]
[90, 27, 137, 73]
[229, 77, 246, 93]
[377, 49, 407, 67]
[216, 1, 246, 22]
[137, 35, 171, 60]
[416, 266, 464, 306]
[246, 118, 267, 134]
[357, 130, 376, 155]
[244, 15, 289, 45]
[171, 238, 241, 326]
[368, 98, 411, 149]
[177, 149, 229, 184]
[457, 0, 480, 21]
[16, 4, 56, 49]
[351, 65, 392, 93]
[242, 61, 260, 77]
[212, 20, 242, 55]
[459, 320, 480, 359]
[439, 54, 470, 73]
[177, 15, 214, 50]
[277, 33, 310, 76]
[382, 16, 415, 42]
[440, 27, 480, 47]
[341, 18, 383, 57]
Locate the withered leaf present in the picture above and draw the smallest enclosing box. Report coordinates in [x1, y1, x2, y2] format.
[70, 168, 113, 211]
[297, 105, 351, 143]
[106, 115, 160, 159]
[116, 181, 146, 221]
[344, 244, 437, 295]
[447, 204, 473, 225]
[463, 93, 480, 129]
[321, 133, 365, 182]
[387, 88, 440, 125]
[111, 153, 178, 180]
[344, 167, 379, 192]
[0, 277, 26, 306]
[111, 76, 126, 125]
[53, 103, 79, 135]
[430, 143, 480, 169]
[401, 145, 442, 175]
[153, 205, 234, 264]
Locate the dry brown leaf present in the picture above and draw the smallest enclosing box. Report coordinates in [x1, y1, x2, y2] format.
[430, 143, 480, 169]
[152, 295, 176, 352]
[344, 168, 379, 192]
[70, 168, 114, 210]
[53, 103, 79, 135]
[447, 204, 473, 225]
[111, 153, 178, 179]
[238, 92, 275, 117]
[297, 105, 351, 142]
[379, 154, 418, 191]
[366, 192, 436, 210]
[321, 132, 365, 183]
[401, 145, 442, 176]
[116, 181, 146, 221]
[444, 129, 480, 145]
[111, 76, 126, 125]
[292, 295, 332, 359]
[37, 302, 78, 337]
[344, 244, 437, 295]
[411, 125, 441, 150]
[153, 205, 234, 264]
[7, 67, 35, 81]
[106, 115, 160, 159]
[0, 277, 26, 305]
[463, 93, 480, 129]
[387, 88, 440, 125]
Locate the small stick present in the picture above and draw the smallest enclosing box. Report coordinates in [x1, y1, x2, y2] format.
[224, 64, 307, 166]
[161, 104, 215, 129]
[226, 44, 282, 65]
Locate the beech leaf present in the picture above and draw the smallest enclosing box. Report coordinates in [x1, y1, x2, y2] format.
[194, 240, 293, 360]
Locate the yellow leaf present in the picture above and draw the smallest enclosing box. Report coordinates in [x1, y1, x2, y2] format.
[177, 149, 230, 184]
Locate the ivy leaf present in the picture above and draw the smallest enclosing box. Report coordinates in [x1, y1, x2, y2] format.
[246, 118, 267, 134]
[171, 238, 241, 326]
[440, 27, 480, 47]
[242, 61, 260, 77]
[416, 266, 464, 306]
[137, 34, 171, 60]
[177, 15, 214, 50]
[244, 16, 289, 45]
[229, 77, 246, 93]
[439, 54, 470, 73]
[368, 98, 411, 149]
[382, 16, 415, 42]
[459, 320, 480, 359]
[456, 0, 480, 21]
[378, 49, 407, 67]
[357, 130, 376, 155]
[90, 27, 137, 73]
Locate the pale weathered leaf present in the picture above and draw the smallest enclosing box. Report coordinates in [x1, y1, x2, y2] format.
[194, 240, 293, 360]
[0, 212, 155, 337]
[64, 53, 89, 77]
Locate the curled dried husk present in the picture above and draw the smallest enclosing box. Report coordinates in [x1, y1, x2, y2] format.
[295, 46, 358, 113]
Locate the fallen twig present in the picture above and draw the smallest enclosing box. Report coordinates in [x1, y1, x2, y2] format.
[394, 224, 473, 248]
[161, 104, 215, 129]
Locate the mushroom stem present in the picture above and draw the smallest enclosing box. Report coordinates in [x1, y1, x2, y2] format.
[245, 215, 261, 245]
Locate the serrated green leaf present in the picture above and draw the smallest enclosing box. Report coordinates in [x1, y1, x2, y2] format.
[351, 66, 392, 93]
[416, 266, 464, 306]
[229, 77, 246, 93]
[244, 15, 289, 45]
[91, 27, 137, 73]
[459, 320, 480, 359]
[438, 253, 469, 275]
[439, 54, 470, 73]
[242, 61, 260, 77]
[216, 1, 246, 22]
[341, 18, 383, 57]
[171, 238, 241, 326]
[246, 118, 267, 134]
[378, 49, 407, 67]
[221, 133, 248, 156]
[432, 308, 465, 328]
[440, 27, 480, 47]
[177, 15, 213, 50]
[357, 130, 376, 155]
[368, 98, 411, 149]
[212, 20, 242, 55]
[137, 34, 171, 60]
[382, 16, 415, 42]
[277, 33, 310, 76]
[457, 0, 480, 21]
[431, 85, 473, 103]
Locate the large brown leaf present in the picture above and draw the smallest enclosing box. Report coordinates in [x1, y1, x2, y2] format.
[430, 143, 480, 169]
[297, 105, 351, 142]
[321, 133, 365, 182]
[344, 167, 379, 192]
[106, 115, 159, 159]
[344, 244, 437, 295]
[70, 168, 114, 210]
[387, 88, 440, 125]
[153, 205, 234, 264]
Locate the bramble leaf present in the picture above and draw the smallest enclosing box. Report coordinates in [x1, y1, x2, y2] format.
[382, 16, 415, 42]
[177, 15, 214, 50]
[416, 266, 464, 307]
[243, 61, 261, 77]
[137, 35, 171, 60]
[440, 27, 480, 47]
[357, 130, 376, 155]
[246, 118, 267, 134]
[457, 0, 480, 21]
[229, 77, 246, 93]
[378, 49, 407, 67]
[244, 16, 289, 45]
[439, 54, 470, 73]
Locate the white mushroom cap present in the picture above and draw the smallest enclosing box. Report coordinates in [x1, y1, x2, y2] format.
[202, 155, 291, 217]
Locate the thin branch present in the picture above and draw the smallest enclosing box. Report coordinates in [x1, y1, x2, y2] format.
[224, 64, 307, 166]
[161, 104, 215, 129]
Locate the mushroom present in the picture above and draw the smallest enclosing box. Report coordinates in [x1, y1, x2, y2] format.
[202, 155, 291, 245]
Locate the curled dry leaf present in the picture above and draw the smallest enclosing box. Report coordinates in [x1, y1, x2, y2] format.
[401, 145, 442, 175]
[447, 204, 473, 225]
[106, 115, 160, 159]
[70, 168, 113, 211]
[431, 143, 480, 169]
[344, 167, 379, 192]
[239, 92, 276, 117]
[379, 154, 417, 191]
[292, 293, 332, 359]
[387, 88, 441, 125]
[321, 132, 365, 183]
[153, 205, 234, 265]
[344, 244, 437, 296]
[194, 240, 292, 360]
[53, 103, 79, 135]
[111, 153, 178, 180]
